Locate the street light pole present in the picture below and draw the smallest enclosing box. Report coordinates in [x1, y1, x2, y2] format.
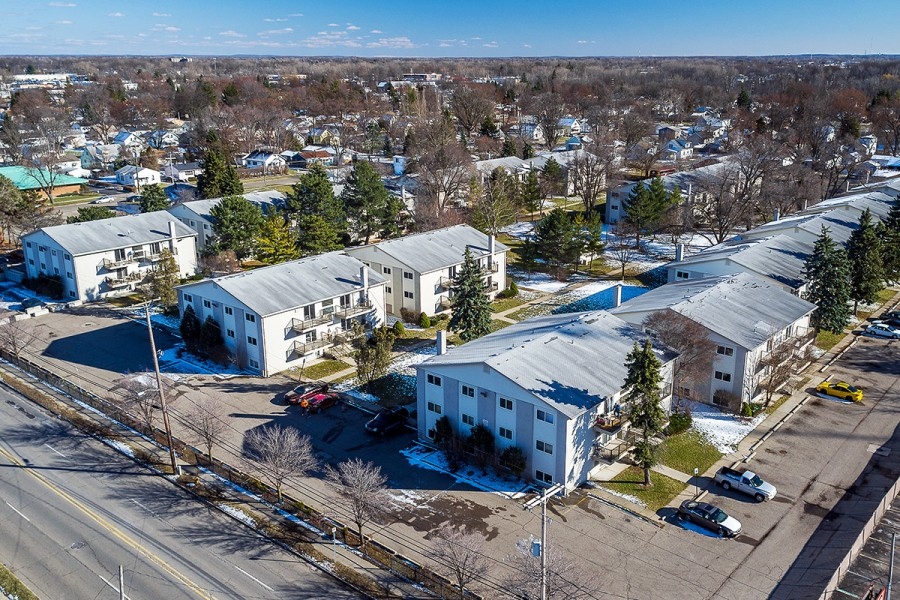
[694, 467, 700, 498]
[144, 302, 178, 475]
[332, 527, 337, 567]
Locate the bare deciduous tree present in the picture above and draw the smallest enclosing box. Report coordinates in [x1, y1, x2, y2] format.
[325, 457, 389, 549]
[609, 221, 638, 279]
[529, 93, 568, 149]
[450, 84, 495, 135]
[504, 537, 591, 600]
[183, 396, 229, 463]
[643, 309, 717, 401]
[755, 338, 800, 408]
[116, 372, 173, 432]
[0, 317, 33, 360]
[570, 142, 616, 216]
[429, 525, 489, 600]
[243, 425, 317, 503]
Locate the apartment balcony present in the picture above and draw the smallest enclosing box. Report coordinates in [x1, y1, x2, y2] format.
[289, 314, 333, 333]
[437, 276, 453, 291]
[487, 262, 500, 273]
[291, 337, 331, 356]
[483, 281, 499, 292]
[133, 250, 162, 263]
[437, 295, 452, 311]
[102, 256, 136, 270]
[335, 299, 373, 320]
[105, 273, 142, 289]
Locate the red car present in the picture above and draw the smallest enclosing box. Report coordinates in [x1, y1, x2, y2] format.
[284, 382, 328, 405]
[302, 392, 339, 414]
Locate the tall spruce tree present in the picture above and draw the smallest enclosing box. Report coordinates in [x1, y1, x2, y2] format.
[533, 207, 585, 277]
[804, 226, 852, 333]
[297, 214, 343, 257]
[196, 150, 243, 199]
[879, 200, 900, 283]
[342, 161, 391, 244]
[846, 208, 884, 314]
[285, 163, 344, 230]
[179, 304, 202, 354]
[449, 248, 492, 343]
[520, 170, 543, 221]
[254, 211, 300, 264]
[139, 184, 169, 213]
[622, 340, 666, 486]
[624, 178, 668, 246]
[209, 195, 264, 259]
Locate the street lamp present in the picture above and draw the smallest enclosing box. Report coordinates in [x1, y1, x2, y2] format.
[694, 467, 700, 498]
[332, 527, 337, 567]
[144, 301, 178, 476]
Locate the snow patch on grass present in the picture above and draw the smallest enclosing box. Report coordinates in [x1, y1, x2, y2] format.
[400, 444, 530, 499]
[218, 503, 257, 528]
[683, 400, 766, 454]
[594, 486, 648, 508]
[101, 438, 135, 457]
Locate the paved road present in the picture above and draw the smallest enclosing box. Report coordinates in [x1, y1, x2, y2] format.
[0, 385, 362, 600]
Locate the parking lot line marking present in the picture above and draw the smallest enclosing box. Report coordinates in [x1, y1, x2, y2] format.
[233, 565, 273, 592]
[5, 500, 31, 522]
[44, 443, 66, 457]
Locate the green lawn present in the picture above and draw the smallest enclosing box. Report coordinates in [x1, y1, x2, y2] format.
[105, 293, 147, 307]
[491, 296, 526, 313]
[602, 466, 684, 512]
[815, 330, 845, 351]
[297, 359, 350, 381]
[488, 319, 514, 333]
[657, 430, 722, 476]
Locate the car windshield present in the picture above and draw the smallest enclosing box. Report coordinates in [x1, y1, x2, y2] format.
[749, 475, 764, 487]
[843, 385, 859, 393]
[712, 509, 728, 523]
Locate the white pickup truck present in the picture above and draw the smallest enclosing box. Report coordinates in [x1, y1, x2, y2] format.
[714, 466, 777, 502]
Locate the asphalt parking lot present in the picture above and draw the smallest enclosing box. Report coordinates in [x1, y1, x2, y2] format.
[11, 304, 900, 599]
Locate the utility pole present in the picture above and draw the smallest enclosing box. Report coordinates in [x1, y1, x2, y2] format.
[889, 532, 896, 600]
[118, 564, 124, 600]
[523, 482, 564, 600]
[145, 302, 178, 475]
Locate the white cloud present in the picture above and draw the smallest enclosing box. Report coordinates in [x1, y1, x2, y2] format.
[152, 12, 171, 17]
[327, 23, 339, 27]
[346, 25, 360, 30]
[577, 40, 587, 44]
[56, 20, 73, 25]
[219, 30, 245, 38]
[370, 29, 383, 34]
[108, 12, 124, 17]
[258, 28, 293, 36]
[367, 36, 415, 49]
[264, 18, 287, 22]
[161, 26, 180, 32]
[471, 36, 482, 40]
[523, 43, 532, 48]
[482, 41, 498, 48]
[289, 13, 304, 17]
[49, 2, 76, 6]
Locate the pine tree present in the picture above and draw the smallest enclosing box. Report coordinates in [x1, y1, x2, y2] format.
[622, 340, 666, 486]
[196, 150, 244, 199]
[880, 200, 900, 283]
[647, 176, 669, 215]
[521, 142, 535, 159]
[297, 214, 343, 257]
[533, 208, 585, 277]
[623, 180, 664, 246]
[354, 325, 396, 390]
[285, 163, 344, 230]
[342, 161, 391, 244]
[541, 157, 562, 199]
[209, 195, 264, 259]
[255, 211, 300, 264]
[520, 170, 543, 221]
[449, 248, 492, 343]
[501, 137, 517, 157]
[139, 183, 169, 213]
[577, 211, 606, 269]
[737, 88, 752, 109]
[200, 315, 224, 356]
[145, 249, 179, 308]
[179, 304, 202, 354]
[846, 209, 884, 314]
[66, 205, 116, 223]
[804, 226, 852, 334]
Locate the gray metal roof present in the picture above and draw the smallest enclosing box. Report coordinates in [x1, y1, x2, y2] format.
[177, 251, 386, 317]
[419, 311, 675, 418]
[349, 224, 508, 274]
[177, 190, 286, 221]
[611, 272, 816, 350]
[30, 212, 196, 256]
[745, 208, 859, 244]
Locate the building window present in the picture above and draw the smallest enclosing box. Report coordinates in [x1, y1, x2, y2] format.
[610, 204, 619, 210]
[383, 266, 392, 274]
[225, 306, 233, 316]
[386, 286, 392, 293]
[499, 427, 513, 440]
[25, 242, 31, 248]
[714, 371, 732, 382]
[535, 470, 553, 484]
[40, 263, 46, 271]
[500, 397, 513, 410]
[404, 291, 414, 299]
[462, 385, 475, 398]
[227, 329, 234, 338]
[248, 336, 258, 346]
[427, 401, 442, 414]
[462, 414, 475, 426]
[66, 272, 73, 279]
[249, 359, 259, 369]
[53, 267, 59, 275]
[675, 271, 689, 280]
[246, 314, 256, 323]
[203, 300, 211, 308]
[536, 440, 553, 454]
[184, 294, 192, 302]
[51, 250, 56, 256]
[28, 259, 34, 265]
[536, 409, 554, 424]
[64, 253, 70, 260]
[404, 271, 413, 280]
[38, 245, 46, 252]
[716, 345, 734, 357]
[427, 374, 442, 386]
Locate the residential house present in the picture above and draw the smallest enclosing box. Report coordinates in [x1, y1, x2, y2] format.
[610, 273, 816, 410]
[115, 165, 161, 189]
[161, 162, 203, 182]
[657, 125, 682, 143]
[345, 224, 508, 317]
[307, 127, 337, 146]
[659, 139, 693, 161]
[113, 130, 146, 151]
[737, 209, 860, 247]
[145, 130, 179, 150]
[166, 190, 285, 251]
[0, 165, 87, 199]
[21, 212, 197, 302]
[557, 117, 582, 137]
[176, 252, 386, 376]
[80, 144, 122, 171]
[243, 150, 287, 172]
[416, 310, 676, 491]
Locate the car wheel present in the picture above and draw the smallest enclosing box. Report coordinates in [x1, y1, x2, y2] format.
[721, 481, 731, 491]
[717, 526, 725, 536]
[755, 493, 765, 502]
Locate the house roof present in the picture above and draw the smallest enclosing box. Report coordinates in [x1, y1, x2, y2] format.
[174, 190, 286, 221]
[610, 273, 816, 350]
[115, 165, 157, 176]
[348, 224, 508, 275]
[675, 234, 812, 290]
[178, 251, 386, 317]
[419, 311, 676, 419]
[0, 166, 88, 191]
[169, 162, 201, 172]
[25, 211, 196, 256]
[743, 209, 859, 245]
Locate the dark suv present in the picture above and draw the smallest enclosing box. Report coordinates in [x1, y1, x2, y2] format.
[365, 407, 410, 435]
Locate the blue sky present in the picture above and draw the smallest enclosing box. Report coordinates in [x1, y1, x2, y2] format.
[4, 0, 900, 57]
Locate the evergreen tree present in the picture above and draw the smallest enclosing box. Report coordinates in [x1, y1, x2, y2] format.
[66, 205, 116, 223]
[577, 211, 606, 269]
[342, 160, 391, 244]
[354, 325, 396, 390]
[285, 163, 344, 230]
[846, 209, 884, 314]
[647, 176, 670, 217]
[449, 248, 493, 343]
[541, 157, 563, 199]
[736, 87, 752, 109]
[521, 142, 535, 159]
[533, 208, 585, 277]
[804, 226, 852, 334]
[196, 150, 243, 199]
[145, 249, 179, 308]
[254, 211, 300, 264]
[209, 195, 264, 259]
[520, 170, 543, 221]
[200, 315, 224, 355]
[179, 304, 202, 354]
[623, 180, 666, 246]
[879, 200, 900, 283]
[501, 137, 517, 157]
[622, 340, 666, 486]
[379, 193, 406, 241]
[139, 183, 169, 213]
[296, 214, 343, 257]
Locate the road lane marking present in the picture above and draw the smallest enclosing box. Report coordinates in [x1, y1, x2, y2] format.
[233, 565, 274, 592]
[129, 498, 162, 519]
[0, 446, 214, 599]
[99, 574, 132, 600]
[5, 501, 31, 522]
[44, 444, 66, 457]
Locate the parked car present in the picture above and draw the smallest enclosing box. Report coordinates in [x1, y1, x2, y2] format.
[302, 392, 339, 413]
[91, 195, 115, 204]
[677, 500, 742, 537]
[365, 406, 410, 435]
[816, 380, 863, 402]
[284, 381, 329, 405]
[714, 466, 777, 502]
[865, 323, 900, 339]
[19, 297, 46, 311]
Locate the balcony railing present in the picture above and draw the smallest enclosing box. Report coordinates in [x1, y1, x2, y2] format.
[290, 314, 333, 333]
[335, 299, 373, 320]
[437, 276, 452, 291]
[437, 295, 452, 310]
[484, 281, 499, 292]
[292, 337, 331, 356]
[102, 256, 135, 270]
[105, 273, 142, 289]
[133, 250, 162, 263]
[487, 262, 500, 273]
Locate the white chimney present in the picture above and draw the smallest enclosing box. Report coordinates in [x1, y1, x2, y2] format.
[612, 283, 623, 308]
[168, 220, 177, 250]
[773, 208, 780, 222]
[359, 265, 369, 290]
[488, 234, 496, 256]
[802, 199, 808, 211]
[675, 243, 685, 262]
[436, 330, 447, 355]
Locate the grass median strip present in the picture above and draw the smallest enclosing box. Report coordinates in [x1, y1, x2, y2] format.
[0, 562, 40, 600]
[657, 430, 722, 476]
[601, 466, 683, 512]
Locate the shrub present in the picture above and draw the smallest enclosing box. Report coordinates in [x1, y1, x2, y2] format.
[399, 307, 417, 323]
[418, 312, 431, 328]
[665, 411, 692, 436]
[430, 415, 453, 446]
[497, 280, 519, 299]
[392, 321, 405, 335]
[499, 446, 526, 479]
[438, 313, 450, 321]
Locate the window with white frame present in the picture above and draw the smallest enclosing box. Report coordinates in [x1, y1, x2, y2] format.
[227, 329, 234, 338]
[500, 397, 513, 410]
[536, 440, 553, 454]
[535, 470, 553, 484]
[427, 401, 442, 414]
[386, 286, 392, 293]
[246, 313, 256, 323]
[404, 271, 413, 280]
[716, 345, 734, 357]
[427, 374, 442, 386]
[714, 371, 732, 382]
[383, 266, 391, 274]
[499, 427, 513, 440]
[536, 409, 554, 424]
[203, 300, 211, 308]
[225, 306, 233, 316]
[675, 271, 689, 280]
[462, 414, 475, 426]
[248, 336, 258, 346]
[404, 291, 414, 299]
[184, 294, 192, 302]
[461, 385, 475, 398]
[249, 359, 259, 369]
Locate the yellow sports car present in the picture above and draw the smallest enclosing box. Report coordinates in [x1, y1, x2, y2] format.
[816, 381, 863, 402]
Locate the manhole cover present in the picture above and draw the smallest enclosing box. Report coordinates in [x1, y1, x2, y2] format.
[69, 541, 86, 550]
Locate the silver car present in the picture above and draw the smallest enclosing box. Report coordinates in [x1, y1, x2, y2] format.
[865, 323, 900, 339]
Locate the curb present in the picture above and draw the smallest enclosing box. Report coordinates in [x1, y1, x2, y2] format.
[586, 491, 665, 528]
